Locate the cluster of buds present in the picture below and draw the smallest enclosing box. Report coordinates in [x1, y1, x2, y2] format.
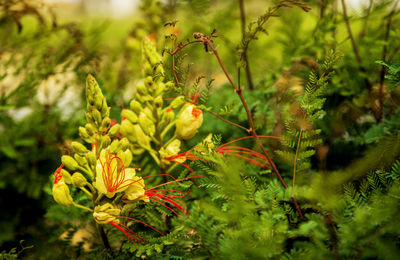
[52, 74, 198, 245]
[120, 38, 203, 171]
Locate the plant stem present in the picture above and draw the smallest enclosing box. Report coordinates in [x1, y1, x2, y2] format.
[207, 109, 250, 133]
[341, 0, 377, 120]
[97, 223, 113, 255]
[202, 36, 303, 218]
[238, 0, 254, 90]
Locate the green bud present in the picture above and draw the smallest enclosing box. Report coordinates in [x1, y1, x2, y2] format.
[130, 100, 143, 114]
[120, 137, 129, 151]
[86, 151, 97, 167]
[170, 96, 185, 109]
[92, 109, 102, 126]
[154, 96, 163, 108]
[110, 139, 121, 154]
[101, 101, 109, 117]
[100, 135, 111, 150]
[136, 84, 147, 96]
[71, 142, 89, 155]
[122, 109, 138, 123]
[79, 127, 93, 143]
[101, 117, 111, 130]
[108, 124, 120, 136]
[72, 172, 87, 188]
[85, 123, 96, 136]
[138, 113, 155, 136]
[61, 169, 72, 185]
[62, 155, 79, 171]
[74, 154, 88, 167]
[94, 94, 104, 112]
[85, 112, 95, 125]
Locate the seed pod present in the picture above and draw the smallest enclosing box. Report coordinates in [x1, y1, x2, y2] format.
[62, 155, 79, 171]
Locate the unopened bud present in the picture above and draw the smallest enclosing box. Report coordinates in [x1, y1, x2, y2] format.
[110, 139, 121, 154]
[136, 84, 147, 96]
[154, 96, 163, 108]
[74, 154, 88, 167]
[144, 76, 153, 88]
[130, 100, 143, 114]
[138, 113, 155, 136]
[79, 127, 93, 143]
[100, 135, 111, 150]
[155, 83, 166, 96]
[62, 155, 79, 171]
[120, 137, 130, 151]
[53, 182, 74, 206]
[72, 172, 88, 188]
[175, 104, 203, 140]
[108, 124, 120, 136]
[86, 151, 97, 167]
[122, 109, 138, 123]
[85, 123, 96, 136]
[160, 107, 174, 126]
[170, 96, 185, 109]
[92, 109, 102, 126]
[71, 142, 89, 155]
[101, 117, 111, 130]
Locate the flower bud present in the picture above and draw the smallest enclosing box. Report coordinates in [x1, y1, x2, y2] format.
[86, 151, 97, 167]
[74, 154, 88, 167]
[72, 172, 88, 188]
[93, 203, 121, 224]
[120, 137, 129, 151]
[170, 96, 185, 109]
[165, 81, 175, 89]
[101, 117, 111, 130]
[175, 104, 203, 140]
[122, 109, 138, 123]
[155, 83, 166, 96]
[110, 139, 121, 154]
[71, 142, 89, 155]
[154, 96, 163, 108]
[79, 127, 93, 143]
[62, 155, 79, 171]
[138, 113, 155, 136]
[136, 84, 147, 96]
[160, 107, 174, 126]
[120, 120, 137, 142]
[53, 181, 74, 206]
[108, 124, 120, 136]
[85, 123, 96, 136]
[92, 109, 102, 126]
[130, 100, 143, 114]
[144, 76, 153, 88]
[61, 169, 72, 184]
[100, 135, 111, 150]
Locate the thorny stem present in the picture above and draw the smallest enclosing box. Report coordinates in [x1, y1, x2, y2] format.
[378, 0, 399, 122]
[239, 0, 254, 90]
[341, 0, 377, 120]
[199, 35, 304, 218]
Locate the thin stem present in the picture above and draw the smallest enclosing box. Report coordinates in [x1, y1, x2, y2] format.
[207, 109, 250, 133]
[97, 223, 113, 254]
[239, 0, 254, 90]
[378, 0, 399, 122]
[161, 120, 176, 139]
[72, 202, 93, 212]
[293, 128, 303, 190]
[341, 0, 376, 119]
[201, 36, 303, 218]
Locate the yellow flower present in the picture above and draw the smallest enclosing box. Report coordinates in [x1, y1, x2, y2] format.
[123, 176, 149, 203]
[175, 103, 203, 140]
[159, 139, 185, 164]
[94, 149, 136, 198]
[93, 203, 121, 224]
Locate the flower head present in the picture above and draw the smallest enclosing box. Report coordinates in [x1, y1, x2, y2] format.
[94, 148, 136, 198]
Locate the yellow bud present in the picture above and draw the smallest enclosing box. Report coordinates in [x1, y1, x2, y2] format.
[138, 113, 155, 136]
[136, 84, 147, 96]
[92, 109, 102, 126]
[160, 107, 174, 126]
[129, 100, 143, 114]
[109, 139, 121, 154]
[100, 135, 111, 150]
[170, 96, 185, 109]
[86, 151, 97, 167]
[154, 96, 163, 108]
[144, 76, 153, 88]
[71, 142, 89, 155]
[62, 155, 79, 171]
[101, 117, 111, 130]
[108, 124, 120, 136]
[155, 83, 166, 96]
[74, 154, 88, 167]
[53, 181, 74, 206]
[120, 137, 129, 151]
[72, 172, 88, 188]
[175, 104, 203, 140]
[79, 127, 93, 143]
[85, 123, 96, 136]
[122, 109, 138, 123]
